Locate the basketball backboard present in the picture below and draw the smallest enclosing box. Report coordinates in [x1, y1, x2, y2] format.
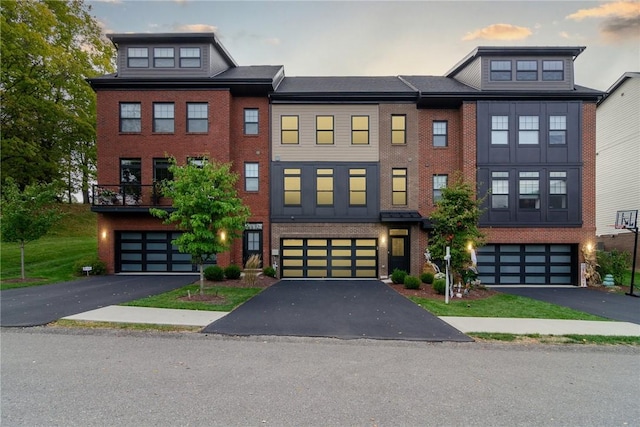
[615, 210, 638, 230]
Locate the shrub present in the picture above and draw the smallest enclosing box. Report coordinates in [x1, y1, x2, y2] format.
[390, 268, 407, 284]
[73, 256, 107, 276]
[404, 275, 421, 289]
[204, 265, 224, 281]
[263, 266, 277, 278]
[224, 264, 242, 280]
[597, 249, 631, 285]
[432, 278, 446, 295]
[420, 272, 434, 284]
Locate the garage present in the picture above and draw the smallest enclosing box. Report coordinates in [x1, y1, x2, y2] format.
[476, 244, 577, 285]
[280, 238, 378, 278]
[116, 231, 213, 273]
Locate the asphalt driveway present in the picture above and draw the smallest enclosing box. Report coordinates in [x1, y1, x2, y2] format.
[202, 279, 473, 342]
[0, 275, 197, 327]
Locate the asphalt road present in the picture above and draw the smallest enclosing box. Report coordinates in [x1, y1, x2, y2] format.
[2, 328, 639, 427]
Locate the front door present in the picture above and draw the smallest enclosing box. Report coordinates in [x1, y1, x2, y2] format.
[388, 228, 410, 273]
[243, 229, 263, 267]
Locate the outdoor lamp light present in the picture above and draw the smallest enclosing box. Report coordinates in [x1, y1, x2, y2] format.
[220, 231, 226, 241]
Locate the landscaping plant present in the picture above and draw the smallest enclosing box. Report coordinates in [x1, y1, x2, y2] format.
[404, 275, 421, 290]
[390, 268, 408, 285]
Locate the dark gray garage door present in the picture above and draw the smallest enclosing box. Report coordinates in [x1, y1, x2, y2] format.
[476, 244, 577, 285]
[280, 238, 377, 278]
[117, 231, 214, 273]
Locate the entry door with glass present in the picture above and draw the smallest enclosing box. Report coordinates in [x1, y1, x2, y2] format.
[388, 228, 410, 273]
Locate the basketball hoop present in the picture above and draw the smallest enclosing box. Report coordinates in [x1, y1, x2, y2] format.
[614, 210, 639, 297]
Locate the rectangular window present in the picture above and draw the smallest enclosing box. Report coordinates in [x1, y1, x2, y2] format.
[491, 172, 509, 209]
[244, 109, 259, 135]
[516, 60, 538, 81]
[519, 171, 540, 209]
[284, 168, 301, 206]
[153, 47, 175, 68]
[188, 157, 205, 168]
[127, 47, 148, 68]
[351, 116, 369, 145]
[549, 171, 567, 209]
[245, 163, 259, 192]
[490, 60, 511, 81]
[316, 116, 334, 145]
[153, 158, 173, 182]
[120, 158, 141, 200]
[433, 175, 448, 204]
[392, 168, 407, 205]
[349, 169, 367, 206]
[120, 103, 141, 132]
[153, 103, 174, 133]
[281, 116, 299, 144]
[549, 115, 567, 145]
[518, 116, 539, 144]
[491, 116, 509, 145]
[433, 121, 448, 147]
[391, 115, 406, 145]
[316, 169, 334, 206]
[179, 47, 201, 68]
[187, 103, 208, 133]
[542, 60, 564, 81]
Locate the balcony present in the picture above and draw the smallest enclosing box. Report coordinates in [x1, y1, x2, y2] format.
[91, 184, 173, 212]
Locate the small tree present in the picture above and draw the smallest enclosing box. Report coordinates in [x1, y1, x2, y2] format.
[0, 179, 63, 279]
[150, 158, 250, 295]
[428, 173, 486, 283]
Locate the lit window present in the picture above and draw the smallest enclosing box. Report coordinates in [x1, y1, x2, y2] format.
[542, 60, 564, 81]
[153, 47, 174, 68]
[392, 169, 407, 205]
[120, 103, 141, 133]
[433, 175, 448, 204]
[244, 109, 259, 135]
[281, 116, 299, 144]
[245, 163, 259, 192]
[284, 168, 301, 206]
[549, 171, 567, 209]
[349, 169, 367, 206]
[519, 171, 540, 209]
[351, 116, 369, 145]
[516, 60, 537, 81]
[316, 169, 333, 206]
[433, 121, 448, 147]
[127, 48, 148, 68]
[180, 47, 201, 68]
[491, 116, 509, 145]
[153, 103, 174, 133]
[316, 116, 334, 145]
[391, 115, 406, 145]
[549, 116, 566, 145]
[490, 60, 511, 81]
[187, 103, 208, 133]
[491, 172, 509, 209]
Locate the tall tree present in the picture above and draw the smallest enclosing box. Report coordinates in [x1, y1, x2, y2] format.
[1, 0, 114, 198]
[1, 179, 63, 280]
[150, 159, 251, 295]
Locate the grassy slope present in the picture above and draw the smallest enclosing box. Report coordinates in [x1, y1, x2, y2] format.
[0, 204, 97, 289]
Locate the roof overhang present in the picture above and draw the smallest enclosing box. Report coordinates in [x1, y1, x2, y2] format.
[380, 210, 424, 222]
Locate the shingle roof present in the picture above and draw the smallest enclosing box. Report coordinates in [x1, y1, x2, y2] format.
[399, 76, 478, 93]
[214, 66, 284, 81]
[275, 76, 415, 94]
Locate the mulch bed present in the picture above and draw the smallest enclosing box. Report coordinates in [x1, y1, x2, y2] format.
[388, 281, 498, 300]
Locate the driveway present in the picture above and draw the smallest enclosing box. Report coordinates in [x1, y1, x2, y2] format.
[0, 275, 197, 327]
[202, 279, 473, 342]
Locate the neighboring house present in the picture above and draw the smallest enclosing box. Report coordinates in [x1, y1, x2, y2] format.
[595, 72, 640, 268]
[91, 35, 603, 286]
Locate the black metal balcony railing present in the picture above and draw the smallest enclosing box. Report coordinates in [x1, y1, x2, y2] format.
[92, 184, 172, 208]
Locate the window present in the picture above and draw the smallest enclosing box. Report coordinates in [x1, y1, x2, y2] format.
[491, 116, 509, 145]
[491, 172, 509, 209]
[351, 116, 369, 145]
[187, 103, 208, 133]
[349, 169, 367, 206]
[392, 169, 407, 205]
[549, 172, 567, 209]
[433, 121, 448, 147]
[120, 158, 141, 200]
[316, 116, 334, 145]
[549, 115, 567, 145]
[519, 172, 540, 209]
[153, 103, 174, 133]
[153, 158, 173, 182]
[188, 157, 205, 168]
[516, 60, 537, 81]
[244, 109, 259, 135]
[284, 168, 301, 206]
[542, 60, 564, 81]
[316, 169, 333, 206]
[391, 115, 406, 145]
[281, 116, 299, 144]
[127, 48, 148, 68]
[433, 175, 448, 204]
[120, 103, 141, 132]
[518, 116, 539, 144]
[490, 60, 511, 81]
[245, 163, 259, 192]
[180, 47, 201, 68]
[153, 48, 174, 68]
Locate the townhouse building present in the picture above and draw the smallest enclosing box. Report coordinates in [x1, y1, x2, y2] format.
[91, 33, 602, 286]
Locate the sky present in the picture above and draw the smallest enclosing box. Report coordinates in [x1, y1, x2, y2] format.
[87, 0, 640, 91]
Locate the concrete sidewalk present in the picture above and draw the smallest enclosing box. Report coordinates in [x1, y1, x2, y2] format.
[63, 306, 640, 337]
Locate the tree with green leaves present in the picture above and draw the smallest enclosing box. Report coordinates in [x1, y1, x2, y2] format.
[1, 0, 114, 199]
[428, 173, 486, 283]
[150, 158, 251, 295]
[1, 179, 64, 280]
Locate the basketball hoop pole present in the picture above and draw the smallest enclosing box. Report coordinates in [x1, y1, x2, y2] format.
[626, 226, 639, 298]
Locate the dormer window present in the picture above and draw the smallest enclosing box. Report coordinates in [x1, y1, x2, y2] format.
[490, 60, 511, 81]
[154, 48, 175, 68]
[180, 47, 201, 68]
[516, 61, 538, 81]
[127, 48, 148, 68]
[542, 60, 564, 81]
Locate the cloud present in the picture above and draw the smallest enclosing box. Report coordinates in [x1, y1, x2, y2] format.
[566, 1, 640, 41]
[263, 37, 281, 46]
[462, 23, 532, 41]
[174, 24, 218, 33]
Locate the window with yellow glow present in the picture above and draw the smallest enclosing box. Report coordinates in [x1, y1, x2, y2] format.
[316, 116, 334, 145]
[281, 116, 299, 144]
[316, 169, 334, 206]
[392, 169, 407, 205]
[349, 169, 367, 206]
[351, 116, 369, 145]
[391, 115, 406, 145]
[284, 168, 301, 205]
